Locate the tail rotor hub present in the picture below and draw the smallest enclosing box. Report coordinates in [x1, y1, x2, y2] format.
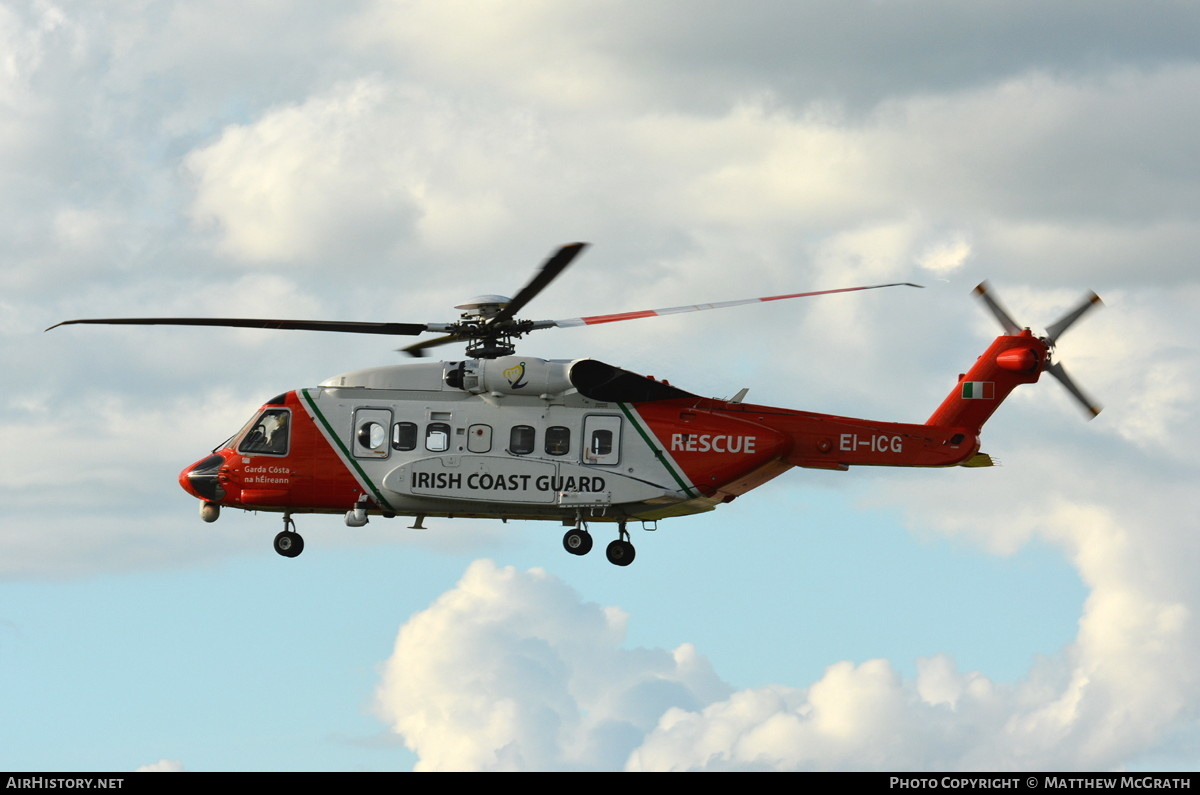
[974, 281, 1103, 418]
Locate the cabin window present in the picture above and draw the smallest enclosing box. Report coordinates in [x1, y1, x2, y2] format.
[426, 422, 451, 452]
[358, 421, 386, 450]
[583, 415, 621, 465]
[352, 408, 393, 458]
[545, 426, 571, 456]
[392, 422, 417, 451]
[590, 429, 613, 456]
[509, 425, 535, 455]
[238, 409, 290, 456]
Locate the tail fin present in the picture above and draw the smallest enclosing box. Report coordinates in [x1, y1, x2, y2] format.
[926, 330, 1047, 431]
[926, 282, 1102, 432]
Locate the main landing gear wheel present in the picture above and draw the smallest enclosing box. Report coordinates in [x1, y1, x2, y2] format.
[274, 515, 304, 558]
[563, 528, 593, 556]
[605, 539, 635, 567]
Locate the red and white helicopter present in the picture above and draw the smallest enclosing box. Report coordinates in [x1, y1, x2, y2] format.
[49, 243, 1101, 566]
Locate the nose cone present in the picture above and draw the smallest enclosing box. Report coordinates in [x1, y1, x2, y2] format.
[180, 453, 227, 501]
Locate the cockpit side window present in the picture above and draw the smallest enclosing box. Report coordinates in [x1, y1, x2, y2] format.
[238, 409, 291, 456]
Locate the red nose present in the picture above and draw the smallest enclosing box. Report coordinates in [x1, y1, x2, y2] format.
[180, 454, 227, 501]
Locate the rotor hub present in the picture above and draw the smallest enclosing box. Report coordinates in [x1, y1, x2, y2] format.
[455, 295, 512, 320]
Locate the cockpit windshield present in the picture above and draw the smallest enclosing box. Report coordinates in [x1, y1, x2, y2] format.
[237, 408, 291, 456]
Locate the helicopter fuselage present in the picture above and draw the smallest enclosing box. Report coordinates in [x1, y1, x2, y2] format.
[180, 354, 993, 537]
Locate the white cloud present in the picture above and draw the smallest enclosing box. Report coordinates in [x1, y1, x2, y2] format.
[185, 78, 421, 264]
[135, 759, 185, 772]
[630, 661, 958, 772]
[379, 469, 1200, 771]
[0, 384, 270, 577]
[351, 1, 647, 112]
[0, 2, 75, 109]
[176, 40, 1200, 324]
[918, 233, 972, 275]
[373, 560, 730, 771]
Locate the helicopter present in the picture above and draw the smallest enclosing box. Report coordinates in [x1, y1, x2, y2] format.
[48, 243, 1102, 566]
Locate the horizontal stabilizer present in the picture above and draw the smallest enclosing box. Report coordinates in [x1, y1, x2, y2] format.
[959, 452, 995, 468]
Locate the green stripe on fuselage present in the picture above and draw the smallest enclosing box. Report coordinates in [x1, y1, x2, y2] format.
[300, 388, 395, 512]
[617, 403, 698, 499]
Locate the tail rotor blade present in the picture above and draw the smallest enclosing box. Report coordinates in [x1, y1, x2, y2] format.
[973, 282, 1022, 335]
[1046, 360, 1102, 419]
[1045, 291, 1103, 346]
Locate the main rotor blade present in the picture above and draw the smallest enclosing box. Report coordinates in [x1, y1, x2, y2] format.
[401, 333, 463, 358]
[1045, 291, 1102, 346]
[540, 282, 924, 329]
[1045, 360, 1102, 419]
[47, 317, 429, 335]
[973, 282, 1022, 335]
[492, 242, 588, 324]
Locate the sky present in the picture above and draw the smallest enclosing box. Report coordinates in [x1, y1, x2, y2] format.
[2, 0, 1199, 772]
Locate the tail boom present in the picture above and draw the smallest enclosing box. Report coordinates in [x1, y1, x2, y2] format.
[638, 399, 982, 474]
[780, 415, 979, 469]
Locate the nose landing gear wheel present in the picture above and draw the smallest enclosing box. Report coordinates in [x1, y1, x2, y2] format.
[274, 530, 304, 557]
[563, 528, 593, 556]
[605, 539, 635, 567]
[274, 515, 304, 558]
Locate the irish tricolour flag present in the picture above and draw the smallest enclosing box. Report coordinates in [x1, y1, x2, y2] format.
[961, 381, 995, 399]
